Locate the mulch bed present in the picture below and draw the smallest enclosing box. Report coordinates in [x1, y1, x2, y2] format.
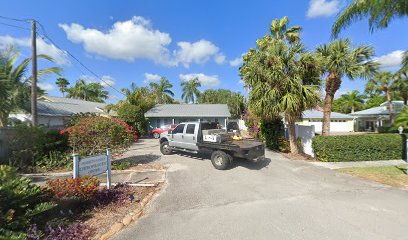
[280, 152, 316, 161]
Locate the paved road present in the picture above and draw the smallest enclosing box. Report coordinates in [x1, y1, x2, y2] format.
[114, 139, 408, 240]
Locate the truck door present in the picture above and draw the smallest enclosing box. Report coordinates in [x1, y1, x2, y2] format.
[169, 124, 185, 148]
[182, 123, 199, 150]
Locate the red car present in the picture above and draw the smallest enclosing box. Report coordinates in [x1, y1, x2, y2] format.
[151, 124, 178, 139]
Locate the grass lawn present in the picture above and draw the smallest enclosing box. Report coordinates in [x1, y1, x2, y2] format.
[337, 165, 408, 188]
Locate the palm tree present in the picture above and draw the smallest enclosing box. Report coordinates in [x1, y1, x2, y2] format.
[149, 77, 174, 104]
[340, 90, 366, 113]
[269, 16, 301, 44]
[66, 79, 108, 103]
[55, 77, 70, 97]
[332, 0, 408, 37]
[395, 106, 408, 128]
[121, 82, 137, 97]
[316, 39, 378, 136]
[181, 77, 201, 103]
[0, 46, 61, 127]
[393, 70, 408, 105]
[240, 18, 321, 154]
[365, 71, 395, 125]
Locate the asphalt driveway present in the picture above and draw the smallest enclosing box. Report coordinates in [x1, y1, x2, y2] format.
[113, 139, 408, 240]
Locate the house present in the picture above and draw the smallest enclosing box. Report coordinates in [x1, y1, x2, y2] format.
[351, 101, 405, 132]
[144, 104, 231, 130]
[296, 109, 354, 133]
[9, 96, 110, 128]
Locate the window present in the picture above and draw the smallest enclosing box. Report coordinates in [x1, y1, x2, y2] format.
[172, 124, 185, 134]
[186, 124, 195, 134]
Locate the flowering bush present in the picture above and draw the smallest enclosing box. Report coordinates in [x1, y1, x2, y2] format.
[92, 183, 135, 207]
[243, 110, 259, 138]
[46, 176, 100, 201]
[63, 117, 135, 156]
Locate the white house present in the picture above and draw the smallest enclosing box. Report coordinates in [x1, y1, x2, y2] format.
[9, 96, 110, 128]
[296, 109, 354, 133]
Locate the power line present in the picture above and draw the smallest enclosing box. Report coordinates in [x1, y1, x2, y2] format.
[0, 15, 32, 22]
[0, 21, 31, 31]
[35, 21, 126, 96]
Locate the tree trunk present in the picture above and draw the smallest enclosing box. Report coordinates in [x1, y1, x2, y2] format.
[287, 116, 299, 154]
[386, 89, 394, 126]
[0, 111, 9, 127]
[351, 106, 355, 113]
[322, 72, 341, 136]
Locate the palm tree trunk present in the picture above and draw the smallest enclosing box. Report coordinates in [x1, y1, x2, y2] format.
[286, 116, 299, 154]
[0, 111, 8, 127]
[322, 73, 341, 136]
[386, 89, 394, 126]
[351, 106, 355, 113]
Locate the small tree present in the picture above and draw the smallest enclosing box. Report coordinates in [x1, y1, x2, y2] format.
[65, 117, 135, 156]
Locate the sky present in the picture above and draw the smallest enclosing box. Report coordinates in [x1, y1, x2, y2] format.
[0, 0, 407, 103]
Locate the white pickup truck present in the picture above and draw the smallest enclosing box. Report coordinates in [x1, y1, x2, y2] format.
[159, 121, 265, 170]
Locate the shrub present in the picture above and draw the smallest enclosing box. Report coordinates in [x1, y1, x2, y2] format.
[28, 221, 93, 240]
[35, 151, 71, 171]
[243, 110, 259, 138]
[64, 117, 135, 156]
[7, 125, 69, 171]
[0, 165, 54, 239]
[258, 118, 287, 151]
[92, 183, 135, 207]
[46, 176, 100, 201]
[312, 134, 405, 162]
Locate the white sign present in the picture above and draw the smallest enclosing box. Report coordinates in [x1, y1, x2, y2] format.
[78, 154, 107, 176]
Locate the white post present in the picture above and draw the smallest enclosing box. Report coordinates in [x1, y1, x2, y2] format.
[106, 148, 112, 189]
[72, 153, 79, 179]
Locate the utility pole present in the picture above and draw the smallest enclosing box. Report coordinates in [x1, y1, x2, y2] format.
[31, 20, 38, 126]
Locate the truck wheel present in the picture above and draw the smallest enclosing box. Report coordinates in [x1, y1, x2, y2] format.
[211, 151, 231, 170]
[153, 132, 160, 139]
[160, 141, 172, 155]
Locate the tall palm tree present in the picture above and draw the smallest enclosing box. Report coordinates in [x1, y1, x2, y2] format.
[316, 39, 378, 136]
[181, 77, 201, 103]
[340, 90, 365, 113]
[240, 18, 321, 153]
[55, 77, 70, 97]
[393, 70, 408, 105]
[149, 77, 174, 104]
[0, 47, 60, 127]
[269, 16, 301, 44]
[365, 71, 395, 125]
[332, 0, 408, 37]
[121, 82, 137, 97]
[395, 106, 408, 128]
[66, 79, 108, 103]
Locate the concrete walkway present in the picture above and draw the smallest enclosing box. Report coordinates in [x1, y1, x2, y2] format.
[309, 159, 407, 169]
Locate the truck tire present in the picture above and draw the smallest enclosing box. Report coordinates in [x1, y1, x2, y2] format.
[160, 141, 172, 155]
[211, 151, 232, 170]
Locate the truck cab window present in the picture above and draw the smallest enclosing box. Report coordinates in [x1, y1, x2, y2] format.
[186, 124, 195, 134]
[172, 124, 185, 134]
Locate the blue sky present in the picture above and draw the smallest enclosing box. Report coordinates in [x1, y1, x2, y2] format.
[0, 0, 407, 103]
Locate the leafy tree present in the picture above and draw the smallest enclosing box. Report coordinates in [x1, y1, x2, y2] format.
[332, 0, 408, 37]
[366, 71, 396, 125]
[316, 39, 378, 135]
[335, 90, 365, 113]
[240, 17, 321, 154]
[364, 93, 387, 108]
[198, 89, 245, 118]
[393, 70, 408, 105]
[66, 79, 108, 103]
[181, 77, 201, 103]
[395, 106, 408, 128]
[55, 77, 70, 97]
[0, 46, 61, 127]
[149, 77, 174, 104]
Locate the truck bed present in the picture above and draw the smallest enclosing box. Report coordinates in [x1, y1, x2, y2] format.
[197, 138, 264, 151]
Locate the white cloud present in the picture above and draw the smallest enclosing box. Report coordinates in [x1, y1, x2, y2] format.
[174, 40, 220, 67]
[59, 16, 172, 64]
[0, 35, 70, 65]
[38, 82, 54, 91]
[100, 75, 116, 87]
[374, 50, 404, 68]
[60, 17, 222, 67]
[307, 0, 340, 18]
[144, 73, 161, 84]
[214, 54, 226, 65]
[229, 57, 243, 67]
[179, 73, 220, 87]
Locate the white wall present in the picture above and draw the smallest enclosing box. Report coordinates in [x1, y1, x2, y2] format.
[295, 124, 315, 157]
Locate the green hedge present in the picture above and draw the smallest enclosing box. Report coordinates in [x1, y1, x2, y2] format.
[312, 134, 405, 162]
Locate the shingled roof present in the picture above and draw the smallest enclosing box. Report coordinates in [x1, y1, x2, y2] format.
[34, 96, 108, 116]
[302, 109, 354, 119]
[145, 104, 231, 118]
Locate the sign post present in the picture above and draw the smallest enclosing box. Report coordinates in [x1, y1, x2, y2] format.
[72, 149, 112, 188]
[106, 148, 112, 189]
